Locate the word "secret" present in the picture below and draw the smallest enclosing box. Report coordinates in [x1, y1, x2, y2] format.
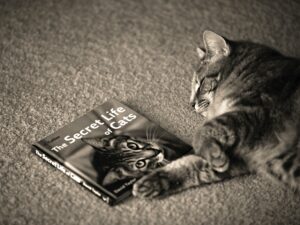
[63, 107, 137, 145]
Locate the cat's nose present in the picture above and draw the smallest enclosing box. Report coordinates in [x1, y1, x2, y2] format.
[190, 101, 196, 108]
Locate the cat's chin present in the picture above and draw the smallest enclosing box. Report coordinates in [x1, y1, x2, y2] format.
[199, 111, 208, 117]
[195, 109, 208, 117]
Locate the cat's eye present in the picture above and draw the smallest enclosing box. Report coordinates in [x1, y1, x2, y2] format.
[127, 142, 139, 150]
[135, 160, 146, 168]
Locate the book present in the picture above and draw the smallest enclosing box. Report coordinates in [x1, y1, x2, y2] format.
[32, 99, 192, 205]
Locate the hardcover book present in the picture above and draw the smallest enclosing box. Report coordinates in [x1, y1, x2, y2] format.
[32, 99, 192, 205]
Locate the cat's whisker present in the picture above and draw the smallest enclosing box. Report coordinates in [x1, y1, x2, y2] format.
[152, 125, 159, 141]
[146, 125, 151, 142]
[148, 125, 153, 141]
[150, 125, 158, 142]
[146, 125, 154, 142]
[148, 125, 156, 142]
[146, 125, 150, 141]
[146, 126, 149, 141]
[156, 130, 167, 141]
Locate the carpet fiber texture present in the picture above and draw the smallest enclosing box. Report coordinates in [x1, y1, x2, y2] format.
[1, 0, 300, 225]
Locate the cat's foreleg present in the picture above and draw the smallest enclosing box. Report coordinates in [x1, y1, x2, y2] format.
[133, 154, 247, 198]
[194, 110, 266, 173]
[133, 110, 264, 199]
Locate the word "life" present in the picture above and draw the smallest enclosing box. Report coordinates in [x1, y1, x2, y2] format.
[101, 107, 126, 121]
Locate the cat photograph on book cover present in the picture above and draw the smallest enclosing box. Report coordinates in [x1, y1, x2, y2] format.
[75, 102, 190, 190]
[81, 125, 185, 188]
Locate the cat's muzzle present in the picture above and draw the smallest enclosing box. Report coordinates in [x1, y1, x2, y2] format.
[194, 99, 210, 114]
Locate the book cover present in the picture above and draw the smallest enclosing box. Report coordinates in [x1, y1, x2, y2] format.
[32, 99, 192, 205]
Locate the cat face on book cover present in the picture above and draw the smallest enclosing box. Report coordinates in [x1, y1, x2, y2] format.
[82, 135, 168, 186]
[190, 31, 230, 117]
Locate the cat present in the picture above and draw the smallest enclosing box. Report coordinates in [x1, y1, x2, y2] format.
[82, 134, 168, 186]
[132, 30, 300, 199]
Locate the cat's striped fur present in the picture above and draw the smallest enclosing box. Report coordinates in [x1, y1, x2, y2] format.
[133, 31, 300, 198]
[82, 135, 166, 186]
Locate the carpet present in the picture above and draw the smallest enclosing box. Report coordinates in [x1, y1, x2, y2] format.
[1, 0, 300, 224]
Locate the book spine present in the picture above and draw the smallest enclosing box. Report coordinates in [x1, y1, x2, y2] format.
[32, 145, 116, 206]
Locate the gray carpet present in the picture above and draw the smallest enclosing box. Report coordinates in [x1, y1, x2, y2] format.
[1, 0, 300, 224]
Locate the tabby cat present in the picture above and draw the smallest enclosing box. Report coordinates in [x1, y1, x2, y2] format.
[82, 135, 167, 186]
[133, 31, 300, 198]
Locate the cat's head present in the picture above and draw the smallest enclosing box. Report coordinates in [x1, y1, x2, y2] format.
[82, 135, 166, 186]
[190, 31, 231, 117]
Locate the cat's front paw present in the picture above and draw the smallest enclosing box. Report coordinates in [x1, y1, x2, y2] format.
[132, 171, 170, 199]
[195, 139, 230, 173]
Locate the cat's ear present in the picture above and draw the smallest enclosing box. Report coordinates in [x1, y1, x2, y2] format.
[102, 167, 129, 185]
[81, 137, 109, 149]
[196, 47, 205, 60]
[203, 30, 230, 58]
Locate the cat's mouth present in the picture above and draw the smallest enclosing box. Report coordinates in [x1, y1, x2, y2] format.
[195, 99, 210, 114]
[148, 150, 169, 168]
[156, 152, 169, 166]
